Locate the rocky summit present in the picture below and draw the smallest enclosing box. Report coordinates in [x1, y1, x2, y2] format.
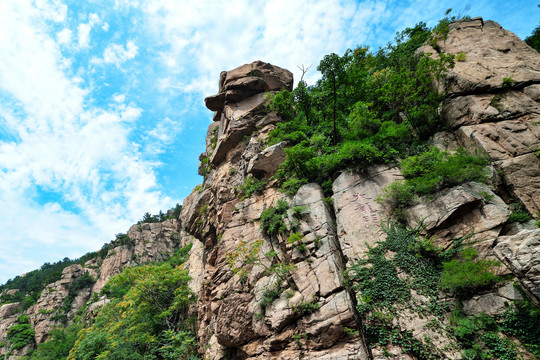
[1, 17, 540, 360]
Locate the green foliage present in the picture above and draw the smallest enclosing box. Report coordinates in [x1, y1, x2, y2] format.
[290, 206, 308, 219]
[267, 89, 295, 122]
[7, 314, 35, 350]
[239, 176, 267, 199]
[490, 94, 503, 112]
[525, 23, 540, 52]
[440, 248, 501, 295]
[345, 223, 517, 356]
[291, 298, 320, 316]
[346, 224, 443, 316]
[500, 296, 540, 357]
[198, 204, 208, 216]
[30, 324, 82, 360]
[364, 323, 436, 359]
[136, 203, 183, 225]
[69, 254, 198, 360]
[225, 239, 295, 288]
[502, 76, 514, 88]
[482, 332, 517, 360]
[260, 200, 289, 236]
[267, 20, 454, 197]
[0, 257, 78, 309]
[287, 232, 307, 252]
[455, 51, 467, 61]
[259, 285, 281, 315]
[377, 147, 490, 217]
[508, 202, 532, 223]
[198, 155, 212, 182]
[449, 307, 523, 360]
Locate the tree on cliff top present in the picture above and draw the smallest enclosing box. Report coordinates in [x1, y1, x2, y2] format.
[525, 24, 540, 52]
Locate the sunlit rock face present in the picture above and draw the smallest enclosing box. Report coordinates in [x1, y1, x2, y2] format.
[181, 22, 540, 358]
[422, 17, 540, 217]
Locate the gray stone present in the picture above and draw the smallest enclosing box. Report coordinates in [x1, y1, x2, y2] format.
[247, 141, 287, 177]
[494, 229, 540, 300]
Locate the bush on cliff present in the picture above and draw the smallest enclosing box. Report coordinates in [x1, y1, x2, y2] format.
[68, 245, 198, 360]
[376, 146, 490, 220]
[267, 22, 455, 196]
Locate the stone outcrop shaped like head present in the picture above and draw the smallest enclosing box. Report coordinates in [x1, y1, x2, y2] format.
[203, 61, 293, 166]
[204, 60, 293, 112]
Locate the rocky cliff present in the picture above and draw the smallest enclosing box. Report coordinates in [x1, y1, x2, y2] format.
[0, 17, 539, 360]
[180, 18, 540, 359]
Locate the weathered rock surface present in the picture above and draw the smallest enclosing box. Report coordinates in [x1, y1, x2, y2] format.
[332, 166, 402, 262]
[183, 43, 540, 358]
[425, 17, 540, 218]
[463, 283, 523, 316]
[405, 182, 510, 242]
[26, 264, 91, 343]
[494, 229, 540, 300]
[93, 219, 181, 293]
[247, 141, 287, 177]
[423, 18, 540, 96]
[204, 61, 293, 166]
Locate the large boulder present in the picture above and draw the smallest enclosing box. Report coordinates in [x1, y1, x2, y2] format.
[422, 18, 540, 96]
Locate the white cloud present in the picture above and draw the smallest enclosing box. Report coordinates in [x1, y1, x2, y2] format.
[113, 94, 126, 103]
[138, 0, 397, 95]
[35, 0, 67, 23]
[56, 28, 72, 45]
[0, 1, 170, 283]
[77, 23, 92, 48]
[77, 13, 100, 49]
[92, 41, 138, 67]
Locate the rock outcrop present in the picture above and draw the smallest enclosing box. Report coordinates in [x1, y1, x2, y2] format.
[0, 219, 193, 357]
[179, 21, 540, 358]
[422, 17, 540, 218]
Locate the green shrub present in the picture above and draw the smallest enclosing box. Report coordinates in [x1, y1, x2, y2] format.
[259, 286, 281, 315]
[292, 299, 320, 316]
[378, 147, 490, 215]
[287, 232, 306, 252]
[508, 202, 532, 223]
[440, 248, 501, 295]
[260, 200, 289, 236]
[482, 332, 517, 360]
[500, 297, 540, 357]
[264, 19, 454, 197]
[7, 315, 35, 350]
[502, 76, 514, 88]
[30, 324, 82, 360]
[239, 176, 266, 199]
[456, 51, 467, 61]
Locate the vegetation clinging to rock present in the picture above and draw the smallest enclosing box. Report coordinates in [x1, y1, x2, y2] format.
[267, 21, 455, 196]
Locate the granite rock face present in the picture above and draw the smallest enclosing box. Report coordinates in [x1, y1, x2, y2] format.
[0, 219, 195, 357]
[204, 61, 293, 167]
[422, 17, 540, 218]
[182, 61, 371, 359]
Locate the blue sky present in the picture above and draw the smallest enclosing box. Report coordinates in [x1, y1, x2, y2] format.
[0, 0, 537, 284]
